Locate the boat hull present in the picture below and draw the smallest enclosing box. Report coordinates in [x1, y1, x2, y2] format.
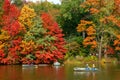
[74, 67, 98, 71]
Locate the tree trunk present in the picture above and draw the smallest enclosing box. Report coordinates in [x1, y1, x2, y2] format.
[82, 31, 85, 39]
[98, 36, 103, 61]
[104, 48, 107, 59]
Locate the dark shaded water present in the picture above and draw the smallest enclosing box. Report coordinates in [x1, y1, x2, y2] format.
[0, 63, 120, 80]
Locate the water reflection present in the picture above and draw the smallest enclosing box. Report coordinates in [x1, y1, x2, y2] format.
[22, 65, 65, 80]
[74, 71, 97, 80]
[0, 65, 22, 80]
[0, 63, 120, 80]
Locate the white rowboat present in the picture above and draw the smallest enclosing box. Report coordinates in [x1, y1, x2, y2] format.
[74, 67, 98, 71]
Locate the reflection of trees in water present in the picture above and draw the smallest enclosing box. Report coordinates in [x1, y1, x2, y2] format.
[74, 71, 97, 80]
[0, 65, 22, 80]
[22, 66, 66, 80]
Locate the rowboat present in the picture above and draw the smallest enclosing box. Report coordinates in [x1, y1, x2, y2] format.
[74, 67, 98, 71]
[22, 64, 36, 67]
[22, 64, 38, 69]
[53, 62, 60, 66]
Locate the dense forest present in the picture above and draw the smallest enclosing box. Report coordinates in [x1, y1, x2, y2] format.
[0, 0, 120, 64]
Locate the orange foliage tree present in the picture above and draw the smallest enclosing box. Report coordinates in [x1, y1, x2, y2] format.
[77, 0, 120, 59]
[114, 35, 120, 50]
[77, 20, 97, 49]
[83, 26, 97, 48]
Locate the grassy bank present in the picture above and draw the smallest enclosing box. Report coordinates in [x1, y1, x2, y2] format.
[64, 56, 118, 65]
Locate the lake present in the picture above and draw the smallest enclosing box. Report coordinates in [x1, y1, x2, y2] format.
[0, 63, 120, 80]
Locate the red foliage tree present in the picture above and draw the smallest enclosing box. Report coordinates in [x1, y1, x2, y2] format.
[0, 0, 22, 64]
[105, 46, 115, 54]
[0, 49, 5, 63]
[2, 0, 20, 36]
[40, 13, 66, 62]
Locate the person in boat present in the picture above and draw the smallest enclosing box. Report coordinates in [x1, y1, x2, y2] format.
[92, 64, 95, 70]
[85, 64, 90, 70]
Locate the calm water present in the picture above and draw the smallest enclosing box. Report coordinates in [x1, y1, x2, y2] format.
[0, 63, 120, 80]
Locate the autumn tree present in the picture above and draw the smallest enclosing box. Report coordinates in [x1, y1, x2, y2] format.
[0, 0, 66, 64]
[77, 0, 120, 60]
[41, 13, 66, 63]
[77, 20, 97, 55]
[0, 0, 23, 64]
[20, 12, 67, 64]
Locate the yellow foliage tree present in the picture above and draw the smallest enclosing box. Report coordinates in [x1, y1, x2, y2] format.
[18, 5, 36, 28]
[20, 40, 36, 55]
[0, 29, 10, 41]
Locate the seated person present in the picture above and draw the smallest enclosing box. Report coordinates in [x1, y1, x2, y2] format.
[92, 64, 95, 70]
[85, 64, 90, 70]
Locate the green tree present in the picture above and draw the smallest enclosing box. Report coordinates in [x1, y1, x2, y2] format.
[58, 0, 87, 37]
[11, 0, 23, 7]
[30, 1, 61, 20]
